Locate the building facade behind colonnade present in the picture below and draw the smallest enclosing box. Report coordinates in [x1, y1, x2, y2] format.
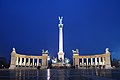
[73, 48, 112, 69]
[9, 48, 48, 69]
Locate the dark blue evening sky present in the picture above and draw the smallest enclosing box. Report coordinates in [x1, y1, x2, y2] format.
[0, 0, 120, 62]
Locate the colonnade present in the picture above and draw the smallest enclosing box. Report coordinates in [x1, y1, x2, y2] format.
[15, 57, 42, 67]
[79, 57, 105, 66]
[9, 48, 48, 69]
[73, 48, 112, 69]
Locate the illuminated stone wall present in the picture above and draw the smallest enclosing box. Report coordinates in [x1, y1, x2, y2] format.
[73, 48, 112, 69]
[9, 48, 48, 69]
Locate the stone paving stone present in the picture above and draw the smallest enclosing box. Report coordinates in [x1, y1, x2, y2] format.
[0, 69, 120, 80]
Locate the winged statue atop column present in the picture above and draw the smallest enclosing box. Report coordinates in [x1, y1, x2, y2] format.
[59, 16, 63, 24]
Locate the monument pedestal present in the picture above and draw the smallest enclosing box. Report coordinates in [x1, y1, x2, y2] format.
[51, 17, 71, 68]
[52, 62, 63, 67]
[41, 66, 48, 69]
[52, 62, 71, 68]
[58, 52, 64, 61]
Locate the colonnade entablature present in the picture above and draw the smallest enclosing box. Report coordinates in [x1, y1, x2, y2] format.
[73, 48, 112, 69]
[9, 48, 48, 69]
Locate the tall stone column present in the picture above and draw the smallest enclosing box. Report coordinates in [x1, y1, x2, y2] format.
[59, 26, 63, 52]
[58, 16, 64, 60]
[91, 58, 93, 65]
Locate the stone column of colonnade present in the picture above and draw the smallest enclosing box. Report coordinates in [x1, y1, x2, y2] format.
[95, 57, 97, 65]
[37, 58, 39, 66]
[33, 58, 34, 66]
[16, 57, 19, 65]
[24, 58, 26, 66]
[91, 58, 93, 65]
[20, 57, 22, 65]
[102, 57, 105, 65]
[99, 57, 101, 65]
[28, 58, 30, 66]
[82, 58, 84, 65]
[86, 58, 88, 66]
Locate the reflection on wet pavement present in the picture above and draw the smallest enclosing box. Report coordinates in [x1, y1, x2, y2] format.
[0, 69, 120, 80]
